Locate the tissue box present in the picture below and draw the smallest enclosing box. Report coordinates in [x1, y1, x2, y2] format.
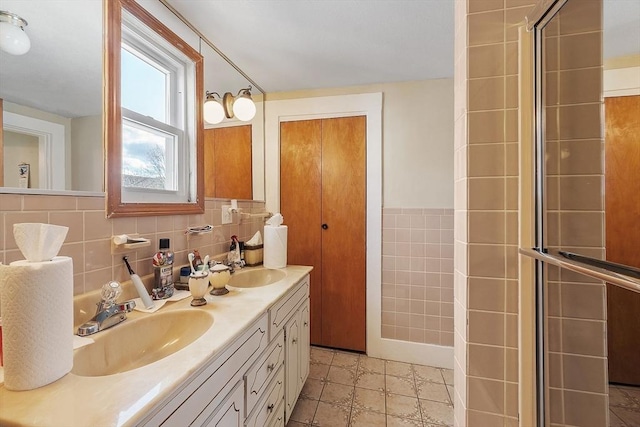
[244, 244, 263, 266]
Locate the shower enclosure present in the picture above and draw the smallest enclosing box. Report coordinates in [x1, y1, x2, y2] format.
[521, 0, 640, 425]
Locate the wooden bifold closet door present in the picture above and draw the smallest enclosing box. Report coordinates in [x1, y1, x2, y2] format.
[605, 95, 640, 385]
[203, 125, 252, 199]
[280, 116, 366, 352]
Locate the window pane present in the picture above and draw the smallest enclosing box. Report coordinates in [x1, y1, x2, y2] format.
[121, 47, 168, 123]
[122, 119, 176, 191]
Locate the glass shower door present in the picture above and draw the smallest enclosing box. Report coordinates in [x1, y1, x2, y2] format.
[524, 0, 640, 425]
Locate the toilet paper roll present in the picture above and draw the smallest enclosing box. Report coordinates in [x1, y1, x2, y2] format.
[263, 225, 288, 269]
[0, 256, 74, 390]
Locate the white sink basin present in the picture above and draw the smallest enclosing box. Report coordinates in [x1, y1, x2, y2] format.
[228, 268, 287, 288]
[72, 309, 213, 376]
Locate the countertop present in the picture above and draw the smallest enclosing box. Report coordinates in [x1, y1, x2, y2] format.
[0, 265, 312, 427]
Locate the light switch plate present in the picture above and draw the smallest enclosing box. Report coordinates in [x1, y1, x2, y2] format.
[221, 205, 232, 224]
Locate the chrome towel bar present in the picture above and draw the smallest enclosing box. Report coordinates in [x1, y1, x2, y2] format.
[520, 247, 640, 295]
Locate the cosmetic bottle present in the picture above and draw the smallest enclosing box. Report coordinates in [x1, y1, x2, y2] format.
[153, 238, 174, 298]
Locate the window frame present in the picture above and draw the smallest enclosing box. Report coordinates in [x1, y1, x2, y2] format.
[105, 0, 203, 218]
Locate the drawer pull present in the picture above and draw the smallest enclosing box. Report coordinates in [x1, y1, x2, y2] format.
[292, 338, 297, 344]
[267, 363, 275, 372]
[304, 321, 309, 326]
[267, 403, 275, 412]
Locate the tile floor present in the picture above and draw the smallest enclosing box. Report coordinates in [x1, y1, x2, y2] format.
[287, 346, 454, 427]
[609, 384, 640, 427]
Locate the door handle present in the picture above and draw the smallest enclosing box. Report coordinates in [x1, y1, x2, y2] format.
[322, 224, 328, 230]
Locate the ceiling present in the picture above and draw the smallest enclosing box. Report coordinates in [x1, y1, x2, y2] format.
[166, 0, 455, 93]
[0, 0, 638, 118]
[166, 0, 640, 94]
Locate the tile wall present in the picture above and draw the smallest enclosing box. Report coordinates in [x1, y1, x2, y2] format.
[454, 0, 536, 425]
[381, 208, 454, 347]
[0, 193, 267, 296]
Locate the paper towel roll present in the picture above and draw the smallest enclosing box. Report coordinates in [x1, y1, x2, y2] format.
[264, 225, 288, 269]
[0, 256, 74, 390]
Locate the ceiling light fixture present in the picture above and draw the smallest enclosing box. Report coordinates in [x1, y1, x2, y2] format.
[0, 10, 30, 56]
[203, 86, 256, 124]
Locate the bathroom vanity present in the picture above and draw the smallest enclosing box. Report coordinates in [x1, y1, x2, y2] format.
[0, 265, 312, 427]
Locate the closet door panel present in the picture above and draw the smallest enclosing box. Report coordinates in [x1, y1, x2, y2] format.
[213, 125, 253, 199]
[204, 125, 253, 199]
[280, 120, 323, 344]
[605, 95, 640, 385]
[320, 116, 366, 352]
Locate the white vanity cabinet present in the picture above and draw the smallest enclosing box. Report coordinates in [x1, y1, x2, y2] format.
[141, 314, 268, 426]
[138, 273, 310, 427]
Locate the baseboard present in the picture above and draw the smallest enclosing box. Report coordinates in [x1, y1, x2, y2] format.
[368, 338, 454, 369]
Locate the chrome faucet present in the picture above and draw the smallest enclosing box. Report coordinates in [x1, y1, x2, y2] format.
[77, 281, 136, 336]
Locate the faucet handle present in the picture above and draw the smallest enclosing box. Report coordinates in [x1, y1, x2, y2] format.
[101, 281, 122, 303]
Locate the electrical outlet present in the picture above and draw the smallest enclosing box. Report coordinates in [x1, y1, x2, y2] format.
[221, 205, 232, 224]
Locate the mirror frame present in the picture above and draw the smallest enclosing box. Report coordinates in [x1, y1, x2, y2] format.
[105, 0, 204, 218]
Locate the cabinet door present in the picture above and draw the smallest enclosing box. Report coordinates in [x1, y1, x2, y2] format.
[299, 299, 310, 386]
[201, 380, 244, 427]
[284, 313, 300, 423]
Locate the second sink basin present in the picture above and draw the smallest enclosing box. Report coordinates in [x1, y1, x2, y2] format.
[228, 268, 287, 288]
[72, 309, 213, 377]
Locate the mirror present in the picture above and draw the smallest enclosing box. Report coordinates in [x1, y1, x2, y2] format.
[199, 33, 265, 201]
[0, 0, 265, 203]
[0, 0, 102, 191]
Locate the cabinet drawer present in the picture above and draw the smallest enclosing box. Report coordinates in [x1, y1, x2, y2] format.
[245, 329, 285, 415]
[246, 366, 285, 427]
[269, 276, 309, 338]
[268, 400, 285, 427]
[146, 314, 268, 426]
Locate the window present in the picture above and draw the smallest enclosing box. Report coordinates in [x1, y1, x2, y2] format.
[120, 9, 195, 204]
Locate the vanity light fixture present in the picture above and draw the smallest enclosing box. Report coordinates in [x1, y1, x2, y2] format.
[0, 10, 30, 56]
[203, 91, 225, 124]
[232, 87, 257, 121]
[203, 86, 256, 124]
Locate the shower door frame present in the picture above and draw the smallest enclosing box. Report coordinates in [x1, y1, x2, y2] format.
[522, 0, 640, 425]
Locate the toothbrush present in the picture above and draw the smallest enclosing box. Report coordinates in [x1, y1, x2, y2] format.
[123, 256, 154, 309]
